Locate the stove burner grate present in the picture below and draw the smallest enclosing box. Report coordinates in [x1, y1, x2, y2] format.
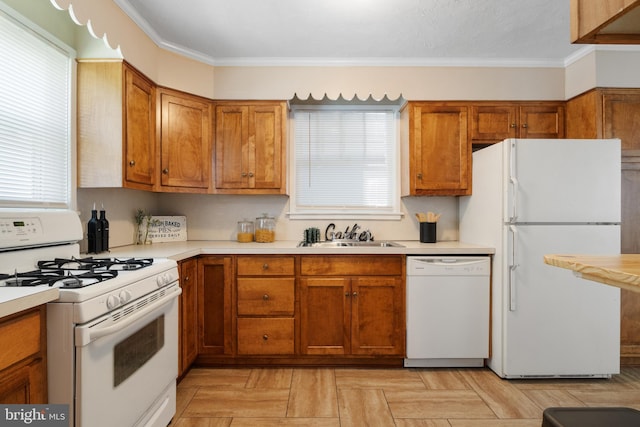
[37, 257, 154, 271]
[0, 269, 118, 287]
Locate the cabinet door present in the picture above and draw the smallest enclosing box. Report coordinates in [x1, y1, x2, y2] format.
[519, 104, 565, 139]
[410, 104, 470, 195]
[160, 91, 212, 190]
[299, 277, 350, 355]
[124, 65, 155, 188]
[470, 105, 517, 142]
[251, 105, 284, 189]
[351, 277, 405, 356]
[198, 256, 234, 355]
[215, 105, 249, 189]
[179, 258, 198, 375]
[603, 92, 640, 151]
[0, 359, 46, 404]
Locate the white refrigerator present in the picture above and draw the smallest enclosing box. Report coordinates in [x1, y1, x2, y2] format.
[459, 139, 621, 378]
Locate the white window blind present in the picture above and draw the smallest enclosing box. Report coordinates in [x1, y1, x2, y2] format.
[292, 107, 400, 219]
[0, 7, 72, 208]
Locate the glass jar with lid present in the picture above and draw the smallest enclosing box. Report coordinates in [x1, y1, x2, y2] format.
[255, 214, 275, 243]
[237, 220, 254, 243]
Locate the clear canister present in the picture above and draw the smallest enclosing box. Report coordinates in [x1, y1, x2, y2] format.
[255, 214, 275, 243]
[237, 220, 254, 243]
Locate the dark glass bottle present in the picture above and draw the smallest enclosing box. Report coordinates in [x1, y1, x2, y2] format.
[99, 207, 109, 253]
[87, 206, 102, 253]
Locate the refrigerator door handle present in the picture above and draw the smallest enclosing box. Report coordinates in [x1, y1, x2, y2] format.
[508, 225, 519, 312]
[509, 141, 518, 222]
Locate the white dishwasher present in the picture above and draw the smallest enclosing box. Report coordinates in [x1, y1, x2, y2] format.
[405, 256, 491, 368]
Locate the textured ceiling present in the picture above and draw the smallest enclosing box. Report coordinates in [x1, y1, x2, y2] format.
[114, 0, 591, 66]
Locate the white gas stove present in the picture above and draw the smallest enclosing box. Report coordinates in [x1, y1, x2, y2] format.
[0, 209, 180, 427]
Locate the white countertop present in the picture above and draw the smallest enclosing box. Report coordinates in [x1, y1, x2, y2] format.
[0, 286, 59, 319]
[105, 240, 495, 261]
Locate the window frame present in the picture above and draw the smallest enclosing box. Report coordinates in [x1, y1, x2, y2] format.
[288, 103, 403, 220]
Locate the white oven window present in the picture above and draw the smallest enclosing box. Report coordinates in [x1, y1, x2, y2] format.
[114, 314, 165, 387]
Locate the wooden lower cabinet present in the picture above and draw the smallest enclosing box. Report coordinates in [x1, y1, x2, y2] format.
[178, 258, 198, 377]
[0, 306, 47, 403]
[236, 256, 295, 356]
[189, 254, 406, 367]
[198, 256, 234, 356]
[299, 255, 405, 357]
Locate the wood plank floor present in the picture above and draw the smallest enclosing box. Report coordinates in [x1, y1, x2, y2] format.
[172, 366, 640, 426]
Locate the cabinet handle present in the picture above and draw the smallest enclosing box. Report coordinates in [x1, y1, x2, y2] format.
[510, 123, 517, 128]
[417, 173, 423, 180]
[522, 123, 528, 128]
[162, 168, 169, 174]
[242, 172, 247, 177]
[263, 294, 269, 301]
[184, 276, 189, 282]
[352, 291, 358, 297]
[129, 160, 136, 166]
[263, 334, 269, 341]
[248, 172, 254, 177]
[262, 263, 269, 270]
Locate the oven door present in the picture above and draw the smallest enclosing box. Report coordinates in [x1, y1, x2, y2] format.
[74, 283, 181, 427]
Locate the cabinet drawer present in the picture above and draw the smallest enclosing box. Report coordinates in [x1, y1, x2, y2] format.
[237, 256, 295, 276]
[300, 255, 403, 276]
[237, 318, 294, 355]
[0, 308, 42, 371]
[237, 278, 295, 316]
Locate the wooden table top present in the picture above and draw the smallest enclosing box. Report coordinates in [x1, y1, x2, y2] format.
[544, 254, 640, 293]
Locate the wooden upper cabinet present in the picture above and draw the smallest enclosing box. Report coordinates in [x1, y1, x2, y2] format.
[567, 88, 640, 150]
[159, 88, 212, 192]
[470, 102, 565, 146]
[214, 101, 287, 194]
[401, 102, 471, 196]
[78, 60, 155, 190]
[124, 66, 156, 188]
[571, 0, 640, 44]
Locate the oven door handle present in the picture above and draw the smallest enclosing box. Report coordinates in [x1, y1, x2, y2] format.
[75, 285, 181, 347]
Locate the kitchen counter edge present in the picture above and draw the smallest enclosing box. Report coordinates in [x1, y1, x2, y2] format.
[104, 240, 495, 262]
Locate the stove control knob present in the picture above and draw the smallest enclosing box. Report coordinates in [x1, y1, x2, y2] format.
[107, 294, 120, 310]
[119, 290, 132, 303]
[157, 272, 174, 287]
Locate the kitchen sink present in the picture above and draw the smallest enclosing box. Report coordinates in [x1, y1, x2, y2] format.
[298, 240, 404, 248]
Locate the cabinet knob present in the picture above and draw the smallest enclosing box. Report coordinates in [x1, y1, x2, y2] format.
[184, 276, 189, 282]
[129, 160, 136, 166]
[162, 168, 169, 174]
[417, 173, 423, 180]
[248, 172, 254, 177]
[263, 334, 269, 341]
[262, 263, 269, 270]
[522, 123, 528, 128]
[241, 172, 247, 177]
[510, 123, 517, 128]
[263, 294, 270, 301]
[345, 292, 351, 297]
[352, 291, 358, 297]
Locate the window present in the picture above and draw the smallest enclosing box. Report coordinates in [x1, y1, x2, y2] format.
[290, 103, 401, 220]
[0, 5, 74, 208]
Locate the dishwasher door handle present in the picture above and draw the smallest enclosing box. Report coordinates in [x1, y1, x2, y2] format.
[413, 258, 487, 266]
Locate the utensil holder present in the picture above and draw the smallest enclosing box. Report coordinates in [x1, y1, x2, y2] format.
[420, 222, 437, 243]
